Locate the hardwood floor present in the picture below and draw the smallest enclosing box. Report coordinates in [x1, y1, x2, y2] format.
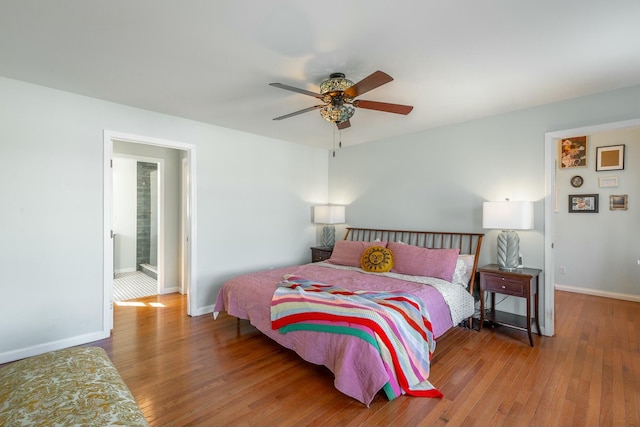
[91, 291, 640, 426]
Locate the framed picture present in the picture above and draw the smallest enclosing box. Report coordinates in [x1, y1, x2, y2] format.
[598, 176, 618, 188]
[596, 144, 625, 171]
[560, 136, 588, 168]
[568, 194, 599, 213]
[610, 194, 628, 210]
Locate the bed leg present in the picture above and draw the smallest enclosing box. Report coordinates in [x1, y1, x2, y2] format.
[461, 316, 478, 330]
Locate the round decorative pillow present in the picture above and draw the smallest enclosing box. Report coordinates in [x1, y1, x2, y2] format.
[360, 246, 394, 273]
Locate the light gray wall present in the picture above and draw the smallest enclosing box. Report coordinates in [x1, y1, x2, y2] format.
[0, 76, 327, 362]
[555, 127, 640, 295]
[329, 84, 640, 331]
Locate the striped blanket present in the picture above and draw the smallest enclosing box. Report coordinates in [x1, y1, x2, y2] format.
[270, 275, 442, 400]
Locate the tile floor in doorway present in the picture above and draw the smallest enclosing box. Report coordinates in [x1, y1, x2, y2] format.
[113, 271, 157, 301]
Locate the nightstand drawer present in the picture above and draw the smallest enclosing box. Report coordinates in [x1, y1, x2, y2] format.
[310, 246, 333, 262]
[482, 274, 525, 297]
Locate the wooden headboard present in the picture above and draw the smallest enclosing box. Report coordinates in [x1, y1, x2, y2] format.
[343, 227, 484, 294]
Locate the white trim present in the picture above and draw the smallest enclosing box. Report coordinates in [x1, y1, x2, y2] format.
[544, 118, 640, 337]
[181, 158, 189, 296]
[555, 284, 640, 303]
[543, 131, 556, 336]
[103, 137, 114, 331]
[186, 147, 197, 317]
[0, 331, 109, 365]
[104, 130, 198, 325]
[192, 304, 216, 317]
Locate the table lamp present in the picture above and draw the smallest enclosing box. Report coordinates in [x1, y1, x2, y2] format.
[313, 205, 345, 248]
[482, 199, 534, 270]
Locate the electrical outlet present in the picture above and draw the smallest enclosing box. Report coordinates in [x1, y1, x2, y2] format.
[559, 266, 566, 274]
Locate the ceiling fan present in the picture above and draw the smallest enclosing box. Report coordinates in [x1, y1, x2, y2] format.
[269, 70, 413, 130]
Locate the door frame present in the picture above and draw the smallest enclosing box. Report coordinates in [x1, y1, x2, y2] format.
[181, 157, 190, 295]
[103, 130, 197, 331]
[543, 117, 640, 337]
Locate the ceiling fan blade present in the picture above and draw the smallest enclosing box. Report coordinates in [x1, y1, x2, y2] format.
[343, 71, 393, 98]
[353, 100, 413, 115]
[269, 83, 324, 99]
[337, 120, 351, 130]
[273, 105, 324, 120]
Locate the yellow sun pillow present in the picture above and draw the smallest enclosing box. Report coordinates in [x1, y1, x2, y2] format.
[360, 246, 394, 273]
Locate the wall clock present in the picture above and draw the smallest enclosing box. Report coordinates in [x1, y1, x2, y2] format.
[570, 175, 584, 188]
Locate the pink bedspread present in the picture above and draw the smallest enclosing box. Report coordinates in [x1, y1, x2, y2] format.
[213, 263, 454, 406]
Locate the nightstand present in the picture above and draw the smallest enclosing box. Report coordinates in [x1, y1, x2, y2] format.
[310, 246, 333, 263]
[478, 264, 542, 347]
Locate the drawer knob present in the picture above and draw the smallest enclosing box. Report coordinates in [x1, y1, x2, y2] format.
[501, 285, 506, 289]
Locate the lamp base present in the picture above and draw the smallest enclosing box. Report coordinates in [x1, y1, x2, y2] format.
[321, 224, 336, 248]
[496, 230, 520, 270]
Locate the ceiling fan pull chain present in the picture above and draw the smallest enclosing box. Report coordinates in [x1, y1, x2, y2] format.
[332, 126, 336, 157]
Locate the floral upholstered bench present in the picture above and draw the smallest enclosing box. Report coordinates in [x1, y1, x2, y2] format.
[0, 346, 148, 426]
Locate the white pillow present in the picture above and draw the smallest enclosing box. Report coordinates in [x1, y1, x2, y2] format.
[456, 254, 475, 287]
[451, 259, 468, 288]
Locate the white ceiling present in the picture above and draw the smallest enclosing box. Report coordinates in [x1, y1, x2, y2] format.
[1, 1, 640, 149]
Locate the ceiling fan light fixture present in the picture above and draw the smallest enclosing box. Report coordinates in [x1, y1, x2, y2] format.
[320, 104, 354, 124]
[319, 73, 354, 95]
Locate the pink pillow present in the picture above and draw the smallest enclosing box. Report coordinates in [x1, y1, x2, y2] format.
[327, 240, 387, 267]
[388, 242, 460, 281]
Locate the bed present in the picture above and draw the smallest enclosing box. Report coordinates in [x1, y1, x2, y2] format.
[214, 227, 483, 406]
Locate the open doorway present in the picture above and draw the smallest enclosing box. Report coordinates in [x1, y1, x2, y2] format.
[112, 156, 162, 301]
[543, 117, 640, 337]
[103, 130, 197, 332]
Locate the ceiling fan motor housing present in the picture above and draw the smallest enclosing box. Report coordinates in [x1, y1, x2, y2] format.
[320, 73, 354, 95]
[319, 73, 355, 123]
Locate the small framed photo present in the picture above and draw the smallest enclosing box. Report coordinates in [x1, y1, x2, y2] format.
[569, 194, 599, 213]
[598, 176, 618, 188]
[596, 144, 625, 171]
[610, 195, 628, 210]
[560, 136, 588, 168]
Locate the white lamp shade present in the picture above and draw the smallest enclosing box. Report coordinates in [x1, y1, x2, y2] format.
[483, 201, 534, 230]
[313, 205, 345, 224]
